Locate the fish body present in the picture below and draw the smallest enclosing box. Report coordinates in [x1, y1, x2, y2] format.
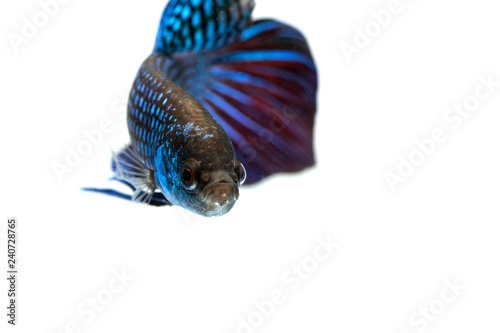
[84, 0, 318, 217]
[125, 54, 244, 216]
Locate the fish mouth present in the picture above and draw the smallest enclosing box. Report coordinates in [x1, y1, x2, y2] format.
[200, 173, 239, 217]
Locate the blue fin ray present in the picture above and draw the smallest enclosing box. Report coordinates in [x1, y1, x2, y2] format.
[81, 188, 172, 207]
[161, 18, 317, 183]
[204, 83, 302, 157]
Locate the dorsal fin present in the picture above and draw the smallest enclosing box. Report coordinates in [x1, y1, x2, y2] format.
[154, 0, 255, 54]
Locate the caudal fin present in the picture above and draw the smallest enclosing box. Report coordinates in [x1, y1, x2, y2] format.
[160, 19, 318, 184]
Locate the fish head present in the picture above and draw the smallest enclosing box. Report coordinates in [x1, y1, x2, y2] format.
[154, 145, 246, 217]
[197, 165, 245, 217]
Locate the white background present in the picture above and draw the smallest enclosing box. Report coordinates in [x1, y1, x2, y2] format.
[1, 0, 500, 332]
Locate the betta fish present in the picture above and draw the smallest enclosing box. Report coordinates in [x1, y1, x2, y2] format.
[84, 0, 318, 217]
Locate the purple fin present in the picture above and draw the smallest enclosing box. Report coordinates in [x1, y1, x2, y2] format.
[169, 19, 318, 184]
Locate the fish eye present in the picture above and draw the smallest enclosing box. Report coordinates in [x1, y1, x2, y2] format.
[179, 160, 200, 191]
[235, 160, 247, 185]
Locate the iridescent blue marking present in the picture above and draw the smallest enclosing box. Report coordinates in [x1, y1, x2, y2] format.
[181, 6, 191, 19]
[192, 10, 201, 27]
[219, 50, 315, 67]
